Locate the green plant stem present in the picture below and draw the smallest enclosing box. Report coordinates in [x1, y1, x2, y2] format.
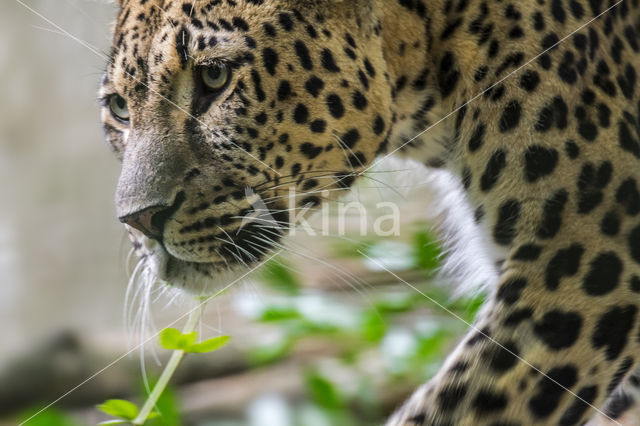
[132, 304, 203, 425]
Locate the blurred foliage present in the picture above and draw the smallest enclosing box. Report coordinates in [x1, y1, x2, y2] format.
[18, 225, 484, 426]
[143, 384, 180, 426]
[259, 260, 301, 295]
[242, 226, 485, 425]
[19, 408, 79, 426]
[412, 228, 442, 272]
[96, 378, 181, 425]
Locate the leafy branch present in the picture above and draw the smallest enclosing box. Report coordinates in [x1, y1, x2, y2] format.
[97, 304, 230, 425]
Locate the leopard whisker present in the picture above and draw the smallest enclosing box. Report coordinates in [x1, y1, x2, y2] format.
[216, 226, 256, 266]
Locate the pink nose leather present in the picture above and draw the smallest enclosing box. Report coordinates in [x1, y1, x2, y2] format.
[119, 205, 168, 240]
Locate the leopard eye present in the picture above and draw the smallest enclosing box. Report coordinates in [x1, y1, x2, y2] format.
[109, 94, 130, 122]
[201, 64, 230, 92]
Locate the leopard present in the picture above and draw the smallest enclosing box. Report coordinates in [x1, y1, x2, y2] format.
[100, 0, 640, 424]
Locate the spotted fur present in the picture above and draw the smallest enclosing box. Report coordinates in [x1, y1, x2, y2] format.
[102, 0, 640, 424]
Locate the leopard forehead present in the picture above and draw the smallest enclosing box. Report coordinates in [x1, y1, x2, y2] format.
[107, 1, 266, 93]
[105, 0, 364, 98]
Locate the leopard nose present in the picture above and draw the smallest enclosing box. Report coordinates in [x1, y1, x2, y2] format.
[119, 205, 169, 240]
[118, 192, 186, 240]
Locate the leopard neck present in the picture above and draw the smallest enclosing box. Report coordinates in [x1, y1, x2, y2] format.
[374, 0, 474, 166]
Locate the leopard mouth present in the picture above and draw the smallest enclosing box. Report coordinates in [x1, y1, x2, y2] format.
[123, 195, 289, 295]
[168, 217, 283, 263]
[132, 218, 284, 295]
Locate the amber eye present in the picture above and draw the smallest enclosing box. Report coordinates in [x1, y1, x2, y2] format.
[109, 94, 130, 122]
[201, 64, 230, 92]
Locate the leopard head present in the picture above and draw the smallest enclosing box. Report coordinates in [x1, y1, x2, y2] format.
[100, 0, 392, 294]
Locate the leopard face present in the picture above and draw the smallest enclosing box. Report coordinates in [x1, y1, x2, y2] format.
[101, 0, 392, 294]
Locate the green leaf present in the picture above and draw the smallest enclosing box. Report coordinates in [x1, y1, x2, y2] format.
[142, 383, 179, 426]
[374, 295, 417, 314]
[19, 408, 79, 426]
[186, 335, 231, 353]
[361, 310, 387, 342]
[331, 239, 373, 258]
[412, 329, 454, 367]
[259, 306, 303, 322]
[248, 337, 294, 365]
[97, 399, 139, 420]
[305, 371, 344, 410]
[412, 229, 442, 271]
[260, 259, 300, 294]
[160, 328, 197, 350]
[461, 294, 486, 322]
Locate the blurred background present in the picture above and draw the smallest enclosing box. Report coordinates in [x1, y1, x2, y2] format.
[0, 1, 489, 425]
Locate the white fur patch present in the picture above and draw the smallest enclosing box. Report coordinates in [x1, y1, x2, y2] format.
[374, 157, 499, 297]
